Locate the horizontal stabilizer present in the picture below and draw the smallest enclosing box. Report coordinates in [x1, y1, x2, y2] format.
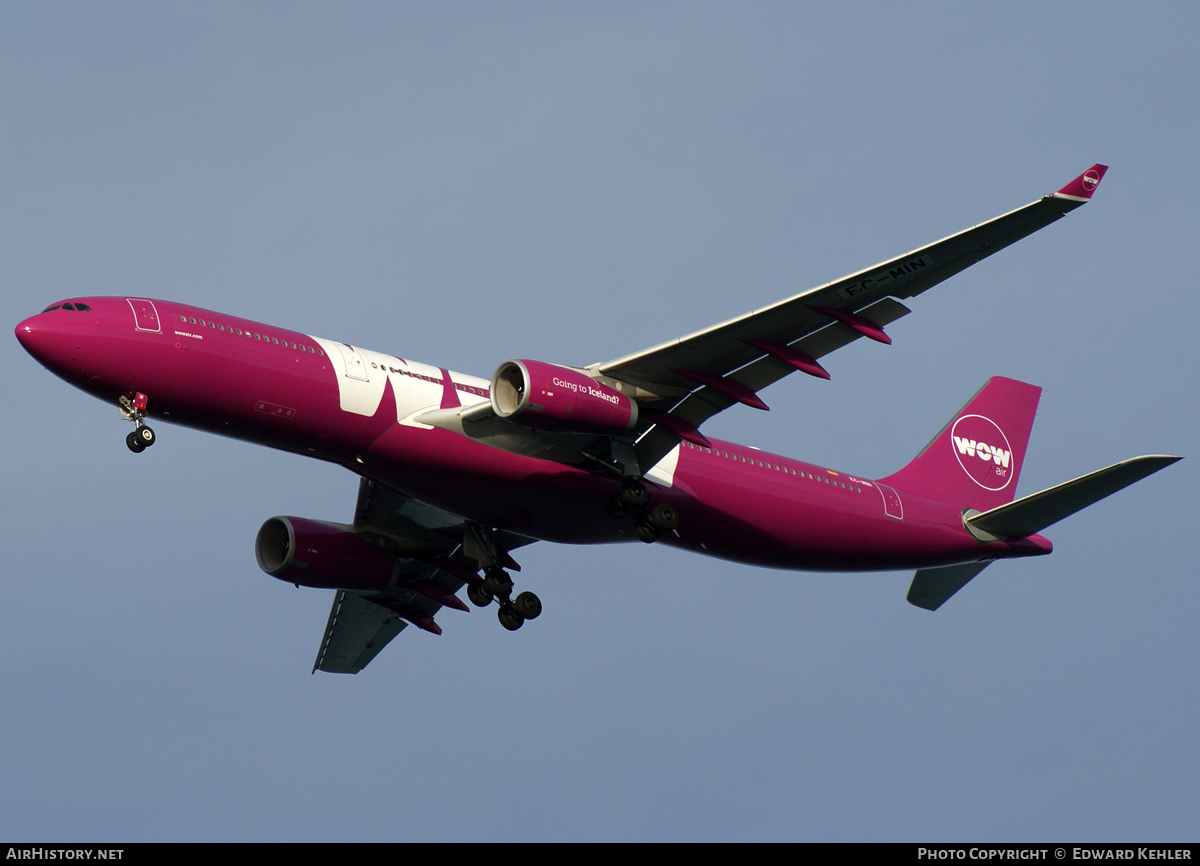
[907, 561, 992, 611]
[966, 455, 1181, 539]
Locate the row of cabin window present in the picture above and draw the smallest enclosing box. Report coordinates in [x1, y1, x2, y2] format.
[42, 302, 92, 312]
[178, 314, 325, 355]
[382, 364, 490, 397]
[682, 440, 862, 492]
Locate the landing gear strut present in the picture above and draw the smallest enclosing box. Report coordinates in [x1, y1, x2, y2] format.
[120, 393, 156, 453]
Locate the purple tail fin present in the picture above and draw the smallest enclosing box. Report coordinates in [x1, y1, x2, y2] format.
[881, 377, 1041, 512]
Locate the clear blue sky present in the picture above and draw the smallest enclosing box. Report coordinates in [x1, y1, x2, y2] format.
[2, 2, 1196, 841]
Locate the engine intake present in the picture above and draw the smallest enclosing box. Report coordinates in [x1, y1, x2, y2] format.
[491, 359, 637, 435]
[255, 516, 397, 591]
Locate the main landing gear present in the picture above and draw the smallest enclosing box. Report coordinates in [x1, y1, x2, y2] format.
[120, 392, 156, 453]
[604, 478, 680, 543]
[466, 568, 542, 631]
[462, 525, 541, 632]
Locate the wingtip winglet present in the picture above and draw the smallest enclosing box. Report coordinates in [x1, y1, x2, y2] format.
[1055, 163, 1109, 201]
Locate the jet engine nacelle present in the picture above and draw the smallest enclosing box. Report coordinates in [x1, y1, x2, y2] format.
[490, 359, 638, 435]
[255, 516, 397, 591]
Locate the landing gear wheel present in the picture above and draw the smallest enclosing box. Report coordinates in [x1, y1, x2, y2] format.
[649, 502, 679, 530]
[635, 519, 660, 544]
[467, 582, 494, 608]
[484, 568, 513, 597]
[620, 479, 648, 507]
[135, 425, 156, 448]
[126, 431, 145, 453]
[498, 605, 524, 631]
[514, 591, 542, 620]
[604, 491, 630, 519]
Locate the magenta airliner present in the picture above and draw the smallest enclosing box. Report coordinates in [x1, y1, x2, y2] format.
[15, 164, 1180, 673]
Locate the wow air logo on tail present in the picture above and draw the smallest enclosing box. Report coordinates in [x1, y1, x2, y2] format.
[950, 414, 1014, 491]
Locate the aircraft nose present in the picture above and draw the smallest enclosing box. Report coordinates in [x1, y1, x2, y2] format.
[15, 315, 44, 357]
[15, 313, 68, 369]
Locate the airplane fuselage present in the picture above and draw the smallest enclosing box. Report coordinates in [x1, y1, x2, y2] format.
[16, 296, 1050, 573]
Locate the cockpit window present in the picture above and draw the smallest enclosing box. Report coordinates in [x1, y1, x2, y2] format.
[42, 304, 61, 312]
[60, 303, 76, 311]
[74, 303, 91, 311]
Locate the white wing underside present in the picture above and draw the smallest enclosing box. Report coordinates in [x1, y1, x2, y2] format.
[312, 478, 537, 674]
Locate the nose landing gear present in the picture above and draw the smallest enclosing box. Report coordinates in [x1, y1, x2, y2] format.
[120, 393, 156, 453]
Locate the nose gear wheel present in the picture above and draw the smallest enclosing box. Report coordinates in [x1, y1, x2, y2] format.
[119, 393, 156, 453]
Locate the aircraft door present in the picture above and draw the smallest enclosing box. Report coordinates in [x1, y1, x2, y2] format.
[127, 298, 161, 333]
[336, 343, 369, 381]
[875, 482, 904, 519]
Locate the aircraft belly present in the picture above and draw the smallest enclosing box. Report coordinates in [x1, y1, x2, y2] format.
[667, 446, 987, 572]
[351, 423, 997, 566]
[362, 423, 630, 544]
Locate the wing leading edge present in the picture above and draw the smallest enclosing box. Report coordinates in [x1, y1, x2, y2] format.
[593, 165, 1108, 469]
